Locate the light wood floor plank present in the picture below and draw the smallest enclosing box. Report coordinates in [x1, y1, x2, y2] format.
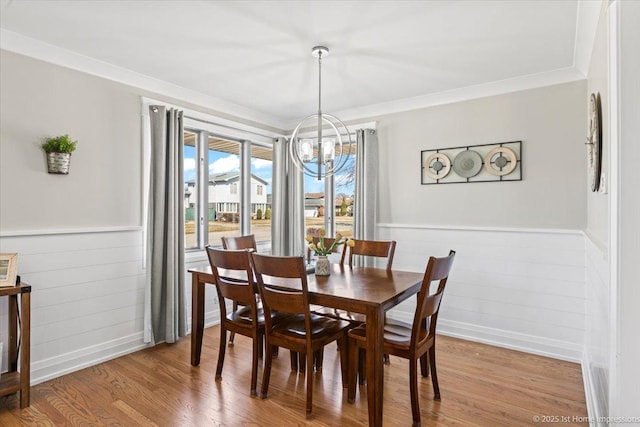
[0, 326, 587, 426]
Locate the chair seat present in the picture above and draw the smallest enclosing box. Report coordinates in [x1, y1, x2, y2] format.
[228, 305, 288, 325]
[312, 307, 366, 324]
[272, 313, 350, 340]
[349, 318, 429, 349]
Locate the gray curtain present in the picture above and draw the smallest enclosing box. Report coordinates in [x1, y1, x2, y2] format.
[146, 105, 187, 344]
[353, 129, 379, 266]
[271, 137, 305, 256]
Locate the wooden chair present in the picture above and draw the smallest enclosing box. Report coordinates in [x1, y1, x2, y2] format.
[205, 247, 287, 397]
[249, 253, 351, 417]
[340, 238, 397, 270]
[319, 238, 397, 372]
[221, 234, 257, 345]
[347, 250, 456, 427]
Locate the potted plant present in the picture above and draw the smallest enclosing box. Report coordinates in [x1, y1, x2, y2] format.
[42, 134, 77, 174]
[306, 229, 354, 276]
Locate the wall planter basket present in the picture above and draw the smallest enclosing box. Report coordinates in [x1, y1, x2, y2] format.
[46, 152, 72, 174]
[41, 134, 77, 175]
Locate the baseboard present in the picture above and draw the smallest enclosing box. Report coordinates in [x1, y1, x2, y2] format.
[582, 352, 600, 427]
[387, 313, 582, 363]
[31, 332, 150, 385]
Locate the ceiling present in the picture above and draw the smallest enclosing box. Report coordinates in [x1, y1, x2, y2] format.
[0, 1, 598, 130]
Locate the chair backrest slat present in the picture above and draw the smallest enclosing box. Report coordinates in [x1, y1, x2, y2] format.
[221, 234, 257, 251]
[250, 253, 309, 317]
[206, 247, 256, 311]
[341, 239, 397, 270]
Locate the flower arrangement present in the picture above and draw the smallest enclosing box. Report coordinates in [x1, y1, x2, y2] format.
[306, 229, 354, 256]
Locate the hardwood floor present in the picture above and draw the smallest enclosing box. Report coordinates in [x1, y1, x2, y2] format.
[0, 326, 587, 426]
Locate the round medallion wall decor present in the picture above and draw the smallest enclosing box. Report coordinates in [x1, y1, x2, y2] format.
[484, 146, 517, 176]
[452, 150, 483, 178]
[586, 93, 602, 192]
[424, 152, 451, 179]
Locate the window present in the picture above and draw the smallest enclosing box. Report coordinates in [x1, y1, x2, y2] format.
[303, 141, 356, 240]
[250, 144, 273, 245]
[183, 127, 273, 251]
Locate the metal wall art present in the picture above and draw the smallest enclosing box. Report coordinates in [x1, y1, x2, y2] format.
[421, 141, 522, 185]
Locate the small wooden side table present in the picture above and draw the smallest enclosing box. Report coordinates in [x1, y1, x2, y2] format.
[0, 282, 31, 408]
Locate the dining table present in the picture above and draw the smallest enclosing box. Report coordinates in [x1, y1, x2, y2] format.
[189, 262, 424, 427]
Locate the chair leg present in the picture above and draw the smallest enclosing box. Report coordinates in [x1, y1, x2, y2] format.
[299, 352, 307, 373]
[420, 352, 429, 377]
[272, 345, 279, 357]
[429, 345, 440, 400]
[305, 350, 314, 416]
[383, 353, 390, 364]
[216, 327, 227, 380]
[409, 359, 421, 426]
[314, 348, 324, 372]
[261, 339, 274, 399]
[337, 335, 348, 388]
[290, 350, 299, 371]
[347, 339, 358, 403]
[229, 302, 238, 345]
[250, 334, 260, 397]
[358, 348, 366, 385]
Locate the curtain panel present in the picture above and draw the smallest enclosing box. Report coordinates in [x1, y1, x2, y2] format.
[271, 137, 305, 256]
[353, 129, 379, 267]
[145, 105, 187, 344]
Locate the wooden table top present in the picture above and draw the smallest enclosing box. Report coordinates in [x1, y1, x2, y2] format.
[189, 263, 424, 313]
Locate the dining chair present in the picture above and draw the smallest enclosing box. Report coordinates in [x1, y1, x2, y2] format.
[205, 247, 287, 397]
[249, 252, 351, 417]
[347, 250, 456, 427]
[221, 234, 257, 346]
[318, 238, 397, 373]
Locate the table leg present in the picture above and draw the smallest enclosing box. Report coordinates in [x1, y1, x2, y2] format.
[365, 306, 384, 427]
[191, 273, 205, 366]
[8, 294, 18, 372]
[19, 291, 30, 408]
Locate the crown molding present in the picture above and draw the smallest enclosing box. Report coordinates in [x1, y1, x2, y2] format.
[0, 29, 289, 130]
[311, 66, 586, 127]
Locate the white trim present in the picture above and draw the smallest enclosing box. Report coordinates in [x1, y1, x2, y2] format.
[607, 0, 619, 417]
[377, 223, 583, 235]
[30, 332, 149, 386]
[317, 67, 586, 127]
[573, 0, 606, 76]
[582, 352, 602, 427]
[388, 312, 582, 362]
[0, 225, 142, 238]
[0, 29, 286, 130]
[141, 96, 281, 146]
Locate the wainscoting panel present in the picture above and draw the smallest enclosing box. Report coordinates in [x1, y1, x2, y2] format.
[583, 235, 609, 423]
[378, 224, 586, 362]
[0, 228, 148, 384]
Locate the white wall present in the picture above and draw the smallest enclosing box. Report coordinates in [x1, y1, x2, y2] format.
[381, 225, 585, 361]
[0, 51, 141, 231]
[376, 81, 587, 229]
[0, 51, 244, 382]
[370, 82, 587, 361]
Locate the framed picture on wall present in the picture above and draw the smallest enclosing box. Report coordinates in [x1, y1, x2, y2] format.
[0, 253, 18, 287]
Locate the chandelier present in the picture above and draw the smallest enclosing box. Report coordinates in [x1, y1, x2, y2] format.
[289, 46, 353, 180]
